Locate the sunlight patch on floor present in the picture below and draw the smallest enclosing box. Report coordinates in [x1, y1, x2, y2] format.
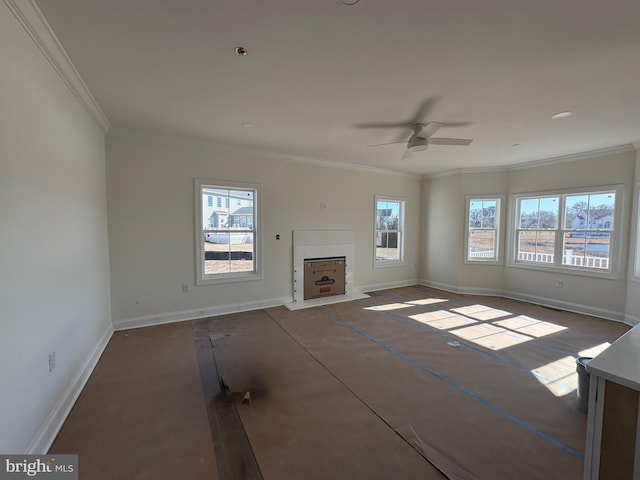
[579, 342, 611, 358]
[409, 310, 477, 330]
[493, 315, 567, 338]
[451, 304, 512, 321]
[405, 298, 449, 306]
[449, 323, 532, 350]
[364, 303, 413, 312]
[531, 356, 578, 397]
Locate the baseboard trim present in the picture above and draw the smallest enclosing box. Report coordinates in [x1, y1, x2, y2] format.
[115, 282, 633, 330]
[418, 280, 503, 297]
[623, 313, 640, 326]
[27, 323, 114, 454]
[418, 280, 628, 324]
[113, 297, 293, 331]
[501, 290, 625, 323]
[361, 279, 421, 293]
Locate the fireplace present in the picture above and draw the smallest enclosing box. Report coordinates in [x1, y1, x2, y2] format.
[286, 229, 369, 310]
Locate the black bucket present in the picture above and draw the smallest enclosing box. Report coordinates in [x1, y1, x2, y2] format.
[576, 357, 593, 413]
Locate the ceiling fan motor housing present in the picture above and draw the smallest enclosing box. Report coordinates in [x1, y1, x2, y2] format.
[408, 136, 428, 151]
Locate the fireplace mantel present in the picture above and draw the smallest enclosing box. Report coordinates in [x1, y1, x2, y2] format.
[285, 229, 369, 311]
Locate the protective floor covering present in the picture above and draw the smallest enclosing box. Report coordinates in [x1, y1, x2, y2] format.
[209, 286, 630, 480]
[50, 322, 218, 479]
[210, 309, 446, 480]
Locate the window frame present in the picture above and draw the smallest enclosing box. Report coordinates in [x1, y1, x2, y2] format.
[508, 185, 622, 278]
[373, 194, 406, 268]
[630, 182, 640, 282]
[464, 195, 503, 264]
[195, 178, 262, 285]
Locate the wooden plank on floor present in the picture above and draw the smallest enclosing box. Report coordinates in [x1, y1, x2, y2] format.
[193, 318, 263, 480]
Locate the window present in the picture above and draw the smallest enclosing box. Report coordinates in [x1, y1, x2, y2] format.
[207, 195, 213, 207]
[466, 197, 501, 263]
[513, 187, 619, 274]
[374, 195, 405, 267]
[195, 179, 261, 284]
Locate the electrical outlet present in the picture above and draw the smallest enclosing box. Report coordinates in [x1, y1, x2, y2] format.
[182, 284, 190, 293]
[49, 352, 55, 372]
[555, 281, 564, 288]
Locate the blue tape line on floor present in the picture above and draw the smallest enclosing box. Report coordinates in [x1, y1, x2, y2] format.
[366, 293, 582, 359]
[317, 307, 585, 461]
[380, 288, 613, 344]
[372, 308, 576, 393]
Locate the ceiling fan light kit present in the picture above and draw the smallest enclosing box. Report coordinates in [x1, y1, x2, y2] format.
[408, 138, 428, 151]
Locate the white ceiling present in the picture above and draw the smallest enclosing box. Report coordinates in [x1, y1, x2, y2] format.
[35, 0, 640, 176]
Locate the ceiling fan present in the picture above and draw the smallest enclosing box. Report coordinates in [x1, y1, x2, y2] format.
[356, 98, 473, 159]
[370, 122, 473, 159]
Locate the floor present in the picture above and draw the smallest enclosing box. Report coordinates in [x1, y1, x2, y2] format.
[49, 286, 631, 480]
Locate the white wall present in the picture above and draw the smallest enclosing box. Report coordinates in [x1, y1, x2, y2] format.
[625, 145, 640, 324]
[0, 3, 112, 453]
[106, 129, 422, 328]
[421, 173, 463, 288]
[421, 148, 637, 321]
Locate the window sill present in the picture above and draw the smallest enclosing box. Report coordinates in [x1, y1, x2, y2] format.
[464, 259, 503, 266]
[374, 261, 405, 269]
[196, 271, 262, 286]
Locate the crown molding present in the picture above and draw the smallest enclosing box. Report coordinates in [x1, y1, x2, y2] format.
[5, 0, 110, 133]
[507, 143, 636, 171]
[274, 150, 420, 179]
[108, 126, 421, 179]
[423, 144, 637, 180]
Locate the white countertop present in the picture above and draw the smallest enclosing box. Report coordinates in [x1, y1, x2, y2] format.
[586, 323, 640, 391]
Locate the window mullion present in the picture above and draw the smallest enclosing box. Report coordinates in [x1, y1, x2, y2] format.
[555, 196, 565, 266]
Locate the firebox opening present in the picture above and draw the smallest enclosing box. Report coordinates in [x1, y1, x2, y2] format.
[303, 257, 346, 300]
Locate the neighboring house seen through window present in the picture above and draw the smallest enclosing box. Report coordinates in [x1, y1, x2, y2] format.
[195, 179, 261, 284]
[375, 195, 405, 266]
[513, 188, 619, 273]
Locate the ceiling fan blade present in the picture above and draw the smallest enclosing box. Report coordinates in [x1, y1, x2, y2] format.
[409, 97, 439, 124]
[429, 137, 473, 146]
[355, 122, 411, 129]
[356, 97, 439, 131]
[440, 121, 472, 128]
[367, 140, 407, 147]
[422, 122, 443, 137]
[401, 149, 414, 160]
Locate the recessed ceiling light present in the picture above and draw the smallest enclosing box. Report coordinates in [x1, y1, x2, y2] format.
[235, 47, 247, 56]
[241, 123, 254, 128]
[551, 111, 573, 119]
[337, 0, 360, 5]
